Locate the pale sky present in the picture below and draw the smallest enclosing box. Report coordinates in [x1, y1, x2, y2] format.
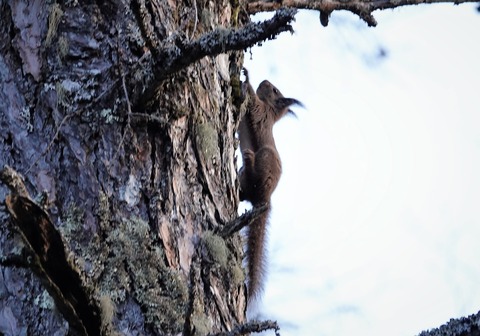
[241, 4, 480, 335]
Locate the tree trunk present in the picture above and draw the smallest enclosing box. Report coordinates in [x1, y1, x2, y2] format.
[0, 1, 252, 335]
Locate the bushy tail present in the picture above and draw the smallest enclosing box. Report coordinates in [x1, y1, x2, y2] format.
[246, 203, 270, 302]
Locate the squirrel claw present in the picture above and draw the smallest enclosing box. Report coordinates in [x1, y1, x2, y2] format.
[242, 67, 250, 82]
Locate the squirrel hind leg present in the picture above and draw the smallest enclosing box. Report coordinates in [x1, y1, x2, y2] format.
[252, 147, 282, 204]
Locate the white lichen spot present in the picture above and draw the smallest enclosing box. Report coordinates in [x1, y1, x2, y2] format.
[44, 83, 56, 91]
[100, 109, 115, 124]
[20, 106, 33, 132]
[58, 36, 69, 60]
[46, 4, 63, 46]
[120, 175, 140, 207]
[34, 290, 55, 310]
[61, 79, 81, 92]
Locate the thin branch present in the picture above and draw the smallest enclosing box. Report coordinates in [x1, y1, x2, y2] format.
[160, 8, 297, 74]
[25, 111, 78, 175]
[247, 0, 478, 27]
[109, 70, 132, 167]
[0, 254, 30, 268]
[129, 112, 167, 125]
[419, 311, 480, 336]
[210, 319, 280, 336]
[219, 204, 269, 238]
[94, 50, 151, 104]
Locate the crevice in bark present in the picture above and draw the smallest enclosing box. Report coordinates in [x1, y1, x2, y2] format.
[184, 253, 202, 336]
[149, 125, 157, 192]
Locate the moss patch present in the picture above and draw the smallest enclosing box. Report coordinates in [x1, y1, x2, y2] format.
[196, 122, 219, 163]
[203, 231, 228, 269]
[99, 216, 188, 334]
[46, 4, 63, 46]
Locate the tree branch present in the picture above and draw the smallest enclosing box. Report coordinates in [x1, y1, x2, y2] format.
[130, 7, 297, 106]
[210, 319, 280, 336]
[419, 310, 480, 335]
[218, 204, 269, 238]
[247, 0, 478, 27]
[159, 8, 296, 73]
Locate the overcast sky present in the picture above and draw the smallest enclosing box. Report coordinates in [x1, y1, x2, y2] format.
[241, 4, 480, 335]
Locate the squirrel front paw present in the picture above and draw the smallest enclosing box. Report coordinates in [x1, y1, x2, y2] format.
[242, 67, 250, 82]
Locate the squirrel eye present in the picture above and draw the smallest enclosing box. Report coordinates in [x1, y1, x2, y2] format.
[273, 88, 279, 94]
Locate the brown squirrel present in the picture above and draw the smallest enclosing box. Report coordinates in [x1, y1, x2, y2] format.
[238, 68, 302, 301]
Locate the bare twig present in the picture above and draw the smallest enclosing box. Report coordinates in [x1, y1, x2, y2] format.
[151, 7, 296, 68]
[419, 311, 480, 336]
[210, 319, 280, 336]
[247, 0, 478, 27]
[0, 254, 30, 268]
[110, 70, 133, 167]
[94, 49, 151, 104]
[219, 204, 269, 238]
[130, 112, 164, 123]
[25, 111, 78, 175]
[159, 8, 297, 73]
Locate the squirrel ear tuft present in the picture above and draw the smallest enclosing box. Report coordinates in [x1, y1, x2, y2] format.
[287, 109, 298, 118]
[275, 97, 304, 110]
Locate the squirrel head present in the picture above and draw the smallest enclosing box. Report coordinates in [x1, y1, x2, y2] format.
[256, 80, 303, 121]
[256, 80, 283, 104]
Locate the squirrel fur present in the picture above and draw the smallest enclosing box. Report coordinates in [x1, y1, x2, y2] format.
[238, 68, 302, 301]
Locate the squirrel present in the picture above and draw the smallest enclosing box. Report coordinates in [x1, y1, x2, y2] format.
[238, 68, 302, 302]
